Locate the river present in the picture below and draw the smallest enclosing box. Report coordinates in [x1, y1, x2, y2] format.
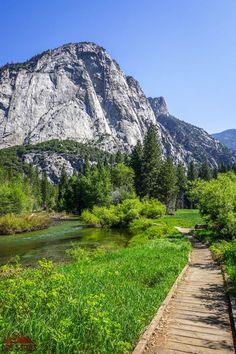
[0, 220, 130, 266]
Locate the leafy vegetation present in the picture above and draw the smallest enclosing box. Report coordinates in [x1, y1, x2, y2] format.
[0, 239, 191, 353]
[81, 197, 166, 228]
[0, 213, 50, 235]
[191, 172, 236, 238]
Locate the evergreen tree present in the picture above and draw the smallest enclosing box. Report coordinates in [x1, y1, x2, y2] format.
[158, 157, 178, 213]
[115, 151, 123, 164]
[64, 175, 79, 213]
[57, 166, 68, 211]
[187, 161, 198, 181]
[41, 171, 50, 210]
[199, 161, 212, 181]
[141, 124, 162, 197]
[130, 140, 143, 196]
[176, 163, 188, 209]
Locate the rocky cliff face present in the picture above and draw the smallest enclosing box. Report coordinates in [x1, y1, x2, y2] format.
[0, 42, 235, 167]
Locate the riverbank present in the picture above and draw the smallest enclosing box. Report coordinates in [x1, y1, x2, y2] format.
[0, 236, 191, 353]
[0, 213, 50, 235]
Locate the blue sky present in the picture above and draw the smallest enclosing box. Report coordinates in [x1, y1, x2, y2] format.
[1, 0, 235, 133]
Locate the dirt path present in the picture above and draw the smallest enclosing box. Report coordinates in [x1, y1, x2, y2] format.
[143, 234, 235, 354]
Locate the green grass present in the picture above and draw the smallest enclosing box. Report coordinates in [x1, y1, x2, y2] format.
[159, 209, 203, 228]
[0, 238, 191, 353]
[0, 213, 50, 235]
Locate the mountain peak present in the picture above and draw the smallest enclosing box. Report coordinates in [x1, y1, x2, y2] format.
[0, 42, 235, 167]
[148, 96, 169, 116]
[212, 129, 236, 151]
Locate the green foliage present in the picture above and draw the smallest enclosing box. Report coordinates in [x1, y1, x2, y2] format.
[79, 209, 100, 225]
[81, 198, 165, 228]
[129, 224, 183, 246]
[41, 171, 57, 210]
[130, 140, 143, 196]
[199, 161, 212, 181]
[140, 197, 166, 218]
[111, 163, 135, 203]
[0, 213, 50, 235]
[0, 239, 190, 353]
[191, 172, 236, 237]
[0, 173, 37, 215]
[128, 218, 155, 234]
[210, 240, 236, 289]
[78, 164, 112, 210]
[140, 124, 162, 198]
[187, 161, 198, 181]
[176, 163, 188, 209]
[158, 157, 178, 213]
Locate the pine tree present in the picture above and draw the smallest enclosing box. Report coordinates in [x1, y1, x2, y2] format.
[176, 163, 188, 209]
[187, 161, 198, 181]
[64, 175, 79, 213]
[141, 124, 162, 197]
[115, 151, 123, 164]
[57, 166, 68, 211]
[158, 157, 178, 213]
[199, 161, 212, 181]
[130, 140, 143, 196]
[41, 171, 49, 210]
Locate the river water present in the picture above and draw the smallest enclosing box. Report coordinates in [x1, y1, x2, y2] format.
[0, 220, 130, 266]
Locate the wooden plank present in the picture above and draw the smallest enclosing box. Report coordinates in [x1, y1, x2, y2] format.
[141, 233, 235, 353]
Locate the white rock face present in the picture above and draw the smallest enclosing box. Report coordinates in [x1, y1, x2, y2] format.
[0, 43, 157, 152]
[0, 42, 235, 167]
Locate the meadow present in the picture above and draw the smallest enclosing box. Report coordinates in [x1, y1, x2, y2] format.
[0, 237, 191, 353]
[159, 209, 203, 228]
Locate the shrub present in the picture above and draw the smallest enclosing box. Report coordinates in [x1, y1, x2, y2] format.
[129, 225, 182, 246]
[80, 210, 100, 225]
[129, 218, 154, 234]
[81, 198, 165, 229]
[191, 172, 236, 238]
[116, 198, 142, 226]
[140, 198, 166, 218]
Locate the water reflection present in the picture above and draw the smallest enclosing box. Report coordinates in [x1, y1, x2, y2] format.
[0, 220, 130, 266]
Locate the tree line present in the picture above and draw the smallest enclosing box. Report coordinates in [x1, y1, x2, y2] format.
[1, 124, 235, 216]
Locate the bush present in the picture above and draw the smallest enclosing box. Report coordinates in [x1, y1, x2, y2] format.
[81, 210, 101, 225]
[81, 198, 165, 229]
[129, 224, 182, 246]
[140, 198, 166, 218]
[191, 172, 236, 238]
[129, 218, 154, 234]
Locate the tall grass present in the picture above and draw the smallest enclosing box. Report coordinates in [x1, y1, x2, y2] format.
[0, 238, 191, 353]
[0, 213, 50, 235]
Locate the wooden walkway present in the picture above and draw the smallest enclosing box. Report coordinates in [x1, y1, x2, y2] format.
[143, 234, 235, 354]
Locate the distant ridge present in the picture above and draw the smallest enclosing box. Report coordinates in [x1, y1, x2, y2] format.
[212, 129, 236, 151]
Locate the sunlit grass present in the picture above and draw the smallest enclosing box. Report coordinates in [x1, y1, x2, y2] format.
[0, 238, 191, 353]
[159, 209, 203, 228]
